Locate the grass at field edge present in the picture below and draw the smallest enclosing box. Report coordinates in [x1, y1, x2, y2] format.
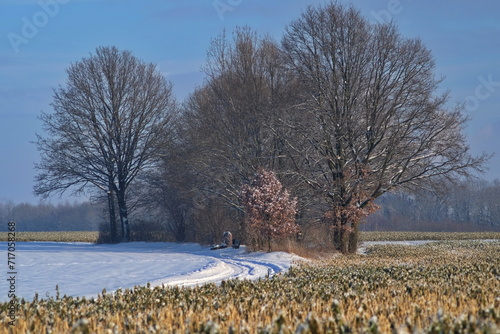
[0, 231, 499, 243]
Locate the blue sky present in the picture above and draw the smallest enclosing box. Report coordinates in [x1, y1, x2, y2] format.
[1, 0, 499, 203]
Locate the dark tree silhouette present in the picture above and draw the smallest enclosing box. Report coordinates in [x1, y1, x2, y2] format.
[34, 46, 176, 242]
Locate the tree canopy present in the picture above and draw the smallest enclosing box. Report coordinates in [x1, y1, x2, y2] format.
[34, 3, 489, 252]
[279, 2, 489, 252]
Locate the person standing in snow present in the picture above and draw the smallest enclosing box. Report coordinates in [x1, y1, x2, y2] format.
[222, 231, 232, 247]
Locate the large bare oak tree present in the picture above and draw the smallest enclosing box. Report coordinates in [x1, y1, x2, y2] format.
[34, 46, 176, 242]
[281, 3, 490, 253]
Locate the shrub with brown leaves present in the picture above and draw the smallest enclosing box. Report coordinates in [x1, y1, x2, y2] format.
[241, 168, 300, 251]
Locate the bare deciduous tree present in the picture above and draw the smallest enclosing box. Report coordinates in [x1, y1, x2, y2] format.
[34, 46, 176, 242]
[176, 27, 302, 236]
[281, 2, 490, 253]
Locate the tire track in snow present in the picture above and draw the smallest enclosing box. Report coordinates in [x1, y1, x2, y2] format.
[158, 253, 287, 288]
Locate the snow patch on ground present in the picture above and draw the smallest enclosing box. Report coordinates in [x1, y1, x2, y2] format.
[0, 242, 303, 301]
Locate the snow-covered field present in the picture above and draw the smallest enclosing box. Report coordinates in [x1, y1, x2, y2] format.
[0, 242, 303, 302]
[3, 239, 467, 302]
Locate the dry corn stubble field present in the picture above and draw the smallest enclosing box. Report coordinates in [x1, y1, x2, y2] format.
[0, 231, 99, 243]
[0, 236, 498, 333]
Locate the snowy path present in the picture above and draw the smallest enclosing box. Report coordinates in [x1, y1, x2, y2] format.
[0, 242, 301, 301]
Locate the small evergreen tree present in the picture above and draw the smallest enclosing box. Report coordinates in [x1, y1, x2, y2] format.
[241, 168, 300, 252]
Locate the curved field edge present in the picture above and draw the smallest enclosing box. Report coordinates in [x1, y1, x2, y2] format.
[1, 231, 499, 243]
[1, 240, 498, 333]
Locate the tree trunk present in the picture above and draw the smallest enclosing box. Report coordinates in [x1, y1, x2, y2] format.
[175, 217, 186, 242]
[333, 216, 360, 254]
[117, 190, 130, 242]
[348, 221, 360, 254]
[107, 189, 119, 243]
[267, 233, 272, 253]
[339, 225, 350, 254]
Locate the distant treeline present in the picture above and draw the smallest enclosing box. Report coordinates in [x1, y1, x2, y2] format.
[364, 179, 500, 232]
[0, 201, 100, 232]
[1, 179, 498, 234]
